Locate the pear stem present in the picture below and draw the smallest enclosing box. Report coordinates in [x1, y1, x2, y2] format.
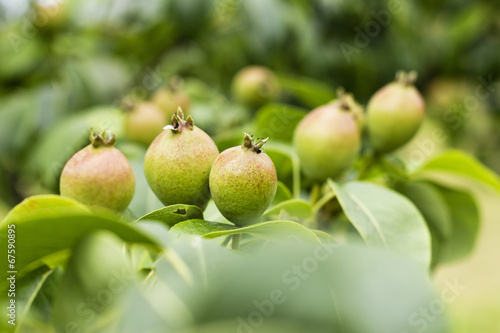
[232, 234, 241, 250]
[164, 107, 194, 132]
[242, 133, 268, 153]
[89, 129, 116, 148]
[395, 70, 418, 86]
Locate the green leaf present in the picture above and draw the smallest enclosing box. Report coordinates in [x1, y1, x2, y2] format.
[0, 202, 158, 286]
[312, 190, 337, 216]
[170, 219, 235, 237]
[435, 187, 480, 263]
[0, 266, 52, 331]
[277, 74, 336, 108]
[311, 229, 336, 243]
[203, 220, 320, 244]
[135, 204, 204, 227]
[51, 231, 134, 332]
[263, 199, 312, 220]
[414, 150, 500, 193]
[329, 180, 431, 267]
[396, 182, 452, 239]
[396, 181, 454, 268]
[272, 181, 293, 206]
[1, 195, 89, 227]
[254, 103, 307, 142]
[213, 128, 251, 153]
[265, 142, 301, 198]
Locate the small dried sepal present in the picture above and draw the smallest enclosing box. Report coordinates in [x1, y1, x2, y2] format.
[89, 128, 116, 148]
[242, 133, 269, 154]
[164, 107, 194, 132]
[395, 70, 418, 86]
[336, 88, 359, 112]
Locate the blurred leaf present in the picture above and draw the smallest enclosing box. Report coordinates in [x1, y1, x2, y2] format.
[446, 4, 490, 50]
[134, 221, 172, 249]
[271, 181, 292, 205]
[51, 231, 133, 332]
[0, 198, 158, 286]
[414, 150, 500, 193]
[396, 181, 453, 267]
[0, 27, 45, 80]
[0, 89, 39, 156]
[277, 74, 336, 108]
[136, 205, 204, 227]
[242, 0, 287, 52]
[203, 220, 320, 244]
[170, 219, 235, 237]
[435, 186, 480, 263]
[263, 199, 312, 220]
[254, 103, 307, 142]
[1, 195, 89, 226]
[311, 229, 335, 243]
[330, 180, 431, 267]
[129, 244, 155, 272]
[0, 266, 51, 331]
[76, 56, 132, 104]
[146, 240, 446, 333]
[396, 182, 452, 239]
[213, 127, 252, 153]
[265, 142, 301, 198]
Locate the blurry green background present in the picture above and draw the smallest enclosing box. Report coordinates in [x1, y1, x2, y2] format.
[0, 0, 499, 332]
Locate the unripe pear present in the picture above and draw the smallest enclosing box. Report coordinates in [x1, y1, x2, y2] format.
[124, 101, 167, 145]
[232, 66, 280, 108]
[293, 93, 363, 181]
[151, 83, 190, 118]
[209, 134, 278, 226]
[60, 129, 135, 212]
[367, 71, 425, 153]
[144, 109, 218, 210]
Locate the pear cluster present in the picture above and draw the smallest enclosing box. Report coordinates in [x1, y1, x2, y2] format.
[60, 70, 424, 225]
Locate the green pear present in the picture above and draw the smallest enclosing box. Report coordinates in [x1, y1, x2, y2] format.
[144, 109, 218, 210]
[210, 133, 277, 226]
[60, 129, 135, 212]
[367, 71, 425, 153]
[293, 93, 363, 181]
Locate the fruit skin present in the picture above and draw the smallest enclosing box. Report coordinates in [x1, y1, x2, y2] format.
[209, 134, 278, 226]
[60, 130, 135, 212]
[144, 110, 218, 210]
[367, 71, 425, 153]
[293, 95, 362, 181]
[232, 66, 280, 108]
[124, 102, 167, 145]
[152, 85, 190, 118]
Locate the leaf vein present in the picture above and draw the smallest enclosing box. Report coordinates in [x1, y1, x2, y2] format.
[347, 193, 388, 248]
